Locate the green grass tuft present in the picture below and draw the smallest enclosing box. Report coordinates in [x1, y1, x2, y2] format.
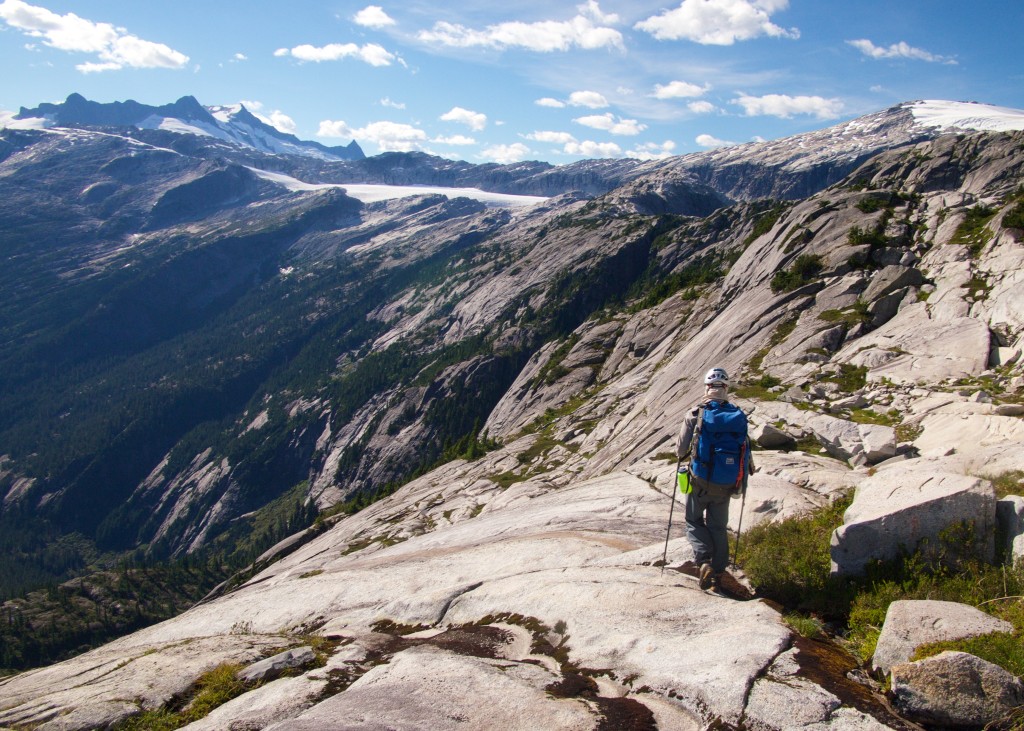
[770, 254, 824, 293]
[115, 663, 248, 730]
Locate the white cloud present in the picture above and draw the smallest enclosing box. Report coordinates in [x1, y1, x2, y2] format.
[847, 39, 956, 65]
[535, 97, 566, 108]
[440, 106, 487, 131]
[653, 80, 710, 99]
[354, 5, 396, 29]
[318, 119, 428, 152]
[564, 140, 622, 157]
[266, 111, 297, 134]
[577, 0, 619, 24]
[526, 130, 577, 144]
[417, 2, 623, 52]
[380, 97, 405, 109]
[233, 52, 248, 61]
[239, 99, 299, 134]
[480, 142, 531, 164]
[76, 60, 121, 73]
[688, 100, 717, 114]
[0, 0, 189, 71]
[628, 140, 677, 160]
[573, 113, 646, 136]
[433, 134, 476, 145]
[568, 90, 609, 108]
[282, 42, 397, 66]
[635, 0, 798, 45]
[733, 93, 843, 119]
[696, 133, 735, 148]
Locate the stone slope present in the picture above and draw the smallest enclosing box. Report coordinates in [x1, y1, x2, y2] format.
[0, 469, 904, 730]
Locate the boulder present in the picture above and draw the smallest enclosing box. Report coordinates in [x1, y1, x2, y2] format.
[830, 467, 996, 575]
[238, 646, 316, 683]
[868, 289, 906, 329]
[872, 600, 1013, 674]
[996, 403, 1024, 416]
[830, 394, 868, 411]
[996, 495, 1024, 563]
[752, 423, 798, 450]
[750, 401, 896, 466]
[857, 424, 896, 463]
[861, 265, 925, 302]
[891, 651, 1024, 728]
[814, 274, 867, 312]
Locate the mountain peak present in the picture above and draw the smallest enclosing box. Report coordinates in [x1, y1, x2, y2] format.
[12, 93, 364, 162]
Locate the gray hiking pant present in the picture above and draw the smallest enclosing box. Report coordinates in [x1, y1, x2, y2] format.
[685, 478, 732, 573]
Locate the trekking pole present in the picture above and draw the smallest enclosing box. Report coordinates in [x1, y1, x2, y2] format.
[661, 458, 681, 574]
[732, 484, 747, 567]
[732, 441, 749, 567]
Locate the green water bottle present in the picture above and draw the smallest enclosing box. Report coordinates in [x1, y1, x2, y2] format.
[677, 463, 691, 494]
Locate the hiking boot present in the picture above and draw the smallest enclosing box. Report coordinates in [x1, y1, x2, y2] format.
[698, 563, 714, 590]
[707, 572, 728, 597]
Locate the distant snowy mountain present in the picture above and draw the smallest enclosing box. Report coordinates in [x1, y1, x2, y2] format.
[614, 99, 1024, 201]
[5, 94, 1024, 205]
[10, 93, 364, 162]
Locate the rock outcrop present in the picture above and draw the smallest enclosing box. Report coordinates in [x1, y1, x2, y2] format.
[872, 600, 1013, 674]
[891, 651, 1024, 728]
[830, 465, 996, 575]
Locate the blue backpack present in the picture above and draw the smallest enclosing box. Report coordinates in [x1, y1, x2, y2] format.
[690, 400, 749, 487]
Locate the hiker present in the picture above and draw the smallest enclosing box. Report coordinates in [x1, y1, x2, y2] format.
[676, 367, 754, 592]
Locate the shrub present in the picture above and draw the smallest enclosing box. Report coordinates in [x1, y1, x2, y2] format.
[748, 316, 799, 372]
[987, 470, 1024, 499]
[914, 631, 1024, 678]
[114, 662, 248, 730]
[743, 203, 788, 246]
[740, 493, 853, 613]
[1004, 201, 1024, 231]
[742, 491, 1024, 675]
[855, 195, 893, 214]
[951, 205, 996, 258]
[818, 300, 871, 327]
[770, 254, 824, 293]
[823, 364, 868, 393]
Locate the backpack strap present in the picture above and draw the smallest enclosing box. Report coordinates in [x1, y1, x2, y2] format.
[688, 404, 706, 473]
[734, 439, 748, 492]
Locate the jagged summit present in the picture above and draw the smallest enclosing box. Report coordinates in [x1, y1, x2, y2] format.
[13, 93, 365, 162]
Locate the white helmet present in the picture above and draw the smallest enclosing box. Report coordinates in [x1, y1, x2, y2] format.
[704, 367, 729, 386]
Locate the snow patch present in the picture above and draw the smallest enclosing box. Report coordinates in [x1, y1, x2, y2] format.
[247, 168, 548, 208]
[0, 111, 52, 130]
[909, 100, 1024, 133]
[138, 114, 220, 139]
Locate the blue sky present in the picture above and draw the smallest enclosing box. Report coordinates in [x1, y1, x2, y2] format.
[1, 0, 1021, 164]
